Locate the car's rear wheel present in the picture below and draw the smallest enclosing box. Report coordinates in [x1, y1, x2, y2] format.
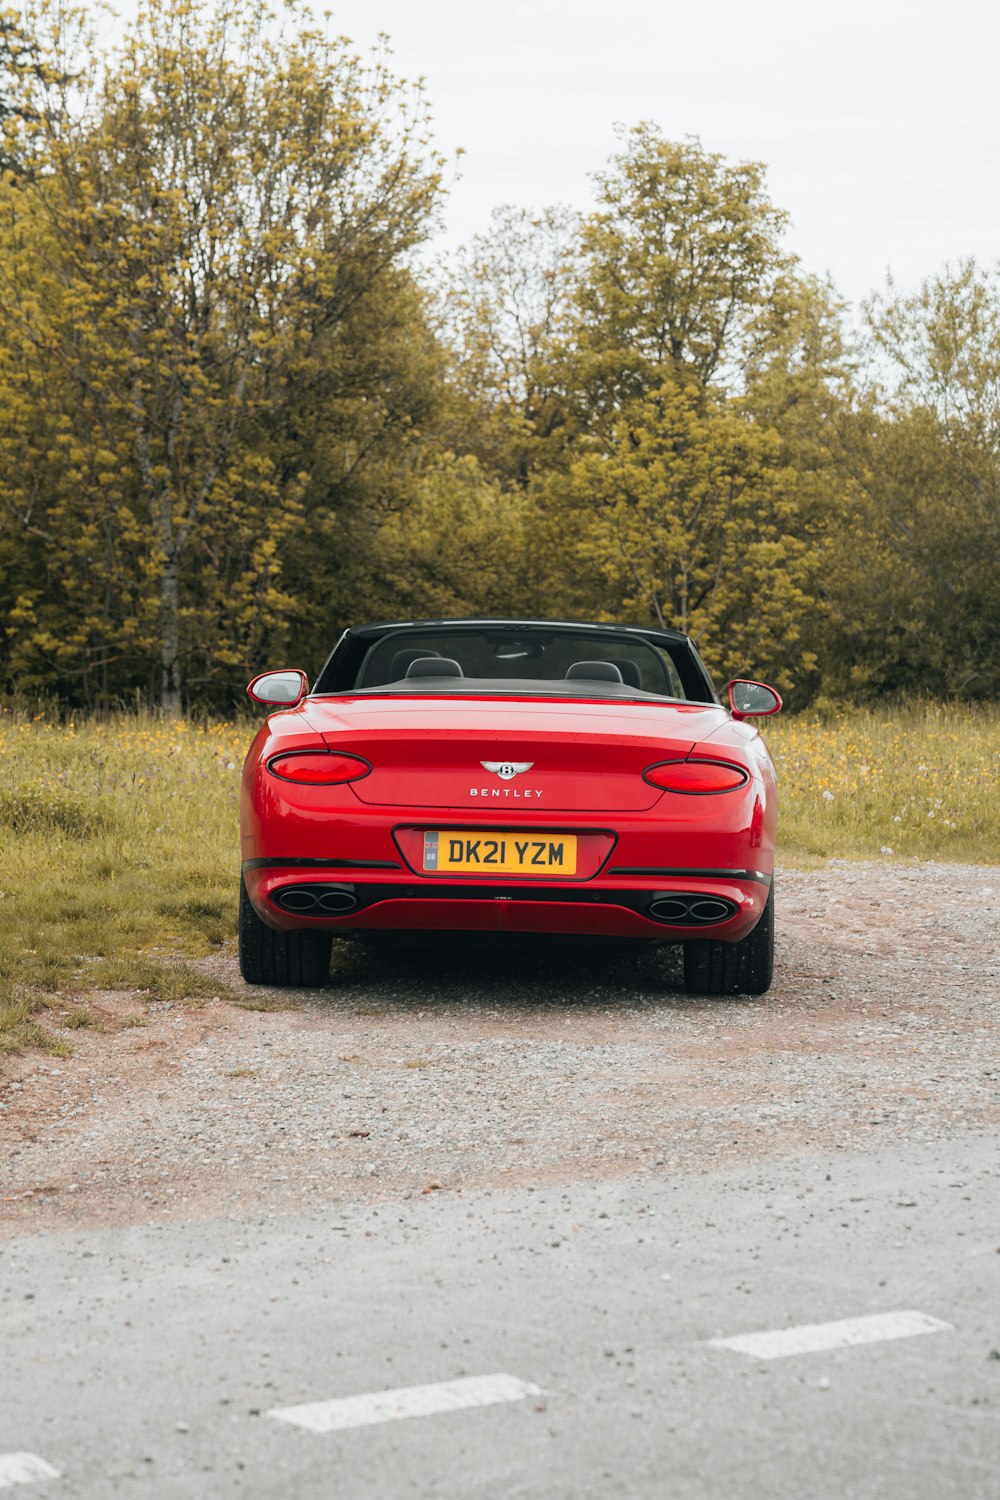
[682, 883, 774, 996]
[239, 876, 332, 987]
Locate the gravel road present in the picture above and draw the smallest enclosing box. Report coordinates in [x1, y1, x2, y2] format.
[2, 860, 997, 1233]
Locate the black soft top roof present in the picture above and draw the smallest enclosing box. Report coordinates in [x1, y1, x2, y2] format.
[339, 617, 693, 645]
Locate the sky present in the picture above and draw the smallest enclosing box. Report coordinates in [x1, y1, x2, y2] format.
[322, 0, 1000, 310]
[104, 0, 1000, 310]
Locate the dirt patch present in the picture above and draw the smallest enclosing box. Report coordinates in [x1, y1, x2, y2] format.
[2, 861, 997, 1235]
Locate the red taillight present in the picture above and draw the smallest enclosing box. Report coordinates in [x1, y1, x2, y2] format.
[267, 751, 371, 785]
[644, 759, 749, 794]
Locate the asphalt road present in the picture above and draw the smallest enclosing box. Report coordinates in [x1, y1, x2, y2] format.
[3, 1132, 998, 1499]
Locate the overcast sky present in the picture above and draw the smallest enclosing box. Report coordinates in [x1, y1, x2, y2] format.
[104, 0, 999, 310]
[320, 0, 999, 310]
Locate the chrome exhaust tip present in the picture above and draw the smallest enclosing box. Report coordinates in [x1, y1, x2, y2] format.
[273, 884, 358, 916]
[687, 897, 734, 923]
[647, 896, 691, 922]
[647, 894, 737, 925]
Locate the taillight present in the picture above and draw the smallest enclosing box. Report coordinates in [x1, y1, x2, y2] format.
[267, 751, 371, 785]
[644, 759, 749, 793]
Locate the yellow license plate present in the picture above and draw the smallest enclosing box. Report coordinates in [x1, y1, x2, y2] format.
[424, 830, 578, 876]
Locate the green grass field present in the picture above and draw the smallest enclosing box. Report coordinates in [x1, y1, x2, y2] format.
[0, 711, 247, 1055]
[763, 702, 999, 861]
[1, 703, 996, 1055]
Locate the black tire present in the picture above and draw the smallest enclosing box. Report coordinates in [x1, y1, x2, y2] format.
[683, 883, 774, 997]
[239, 876, 332, 987]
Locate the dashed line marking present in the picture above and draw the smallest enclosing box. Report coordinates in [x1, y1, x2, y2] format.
[0, 1454, 61, 1489]
[268, 1372, 542, 1433]
[707, 1309, 953, 1360]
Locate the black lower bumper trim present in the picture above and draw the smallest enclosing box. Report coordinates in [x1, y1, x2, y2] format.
[613, 866, 772, 884]
[243, 856, 401, 872]
[265, 881, 742, 927]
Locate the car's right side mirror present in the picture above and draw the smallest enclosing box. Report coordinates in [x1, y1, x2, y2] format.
[727, 679, 782, 720]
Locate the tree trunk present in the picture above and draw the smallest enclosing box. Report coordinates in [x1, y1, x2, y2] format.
[160, 550, 182, 715]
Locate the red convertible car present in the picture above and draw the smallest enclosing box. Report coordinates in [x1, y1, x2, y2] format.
[239, 619, 781, 995]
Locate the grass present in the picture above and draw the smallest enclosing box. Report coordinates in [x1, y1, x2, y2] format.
[762, 701, 999, 863]
[0, 700, 996, 1058]
[0, 707, 246, 1056]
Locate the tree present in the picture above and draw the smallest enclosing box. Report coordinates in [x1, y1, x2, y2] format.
[549, 383, 815, 690]
[0, 0, 443, 709]
[566, 126, 794, 419]
[509, 130, 828, 688]
[335, 452, 535, 624]
[442, 205, 580, 484]
[0, 8, 46, 174]
[738, 273, 858, 700]
[824, 261, 1000, 698]
[273, 267, 461, 669]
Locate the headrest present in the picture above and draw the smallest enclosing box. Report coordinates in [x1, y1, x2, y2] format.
[565, 661, 624, 682]
[405, 657, 464, 678]
[611, 657, 642, 688]
[389, 648, 439, 680]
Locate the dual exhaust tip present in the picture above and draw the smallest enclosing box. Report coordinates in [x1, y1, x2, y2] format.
[273, 884, 358, 915]
[647, 894, 736, 925]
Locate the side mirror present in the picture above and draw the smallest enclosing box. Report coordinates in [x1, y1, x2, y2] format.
[727, 679, 782, 720]
[247, 669, 309, 709]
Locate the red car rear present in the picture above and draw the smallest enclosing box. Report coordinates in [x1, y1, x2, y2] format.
[239, 619, 781, 995]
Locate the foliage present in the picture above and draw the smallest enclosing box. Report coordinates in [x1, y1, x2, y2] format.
[567, 126, 793, 410]
[819, 262, 1000, 699]
[328, 453, 536, 625]
[274, 271, 456, 671]
[551, 383, 817, 691]
[442, 204, 581, 484]
[0, 0, 443, 710]
[0, 6, 50, 173]
[509, 131, 832, 688]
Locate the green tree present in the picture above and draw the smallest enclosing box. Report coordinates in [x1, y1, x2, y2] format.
[738, 272, 858, 701]
[0, 0, 442, 709]
[336, 452, 535, 624]
[549, 383, 814, 690]
[566, 126, 793, 418]
[823, 261, 1000, 698]
[274, 267, 460, 668]
[443, 205, 579, 485]
[0, 7, 47, 173]
[510, 130, 830, 689]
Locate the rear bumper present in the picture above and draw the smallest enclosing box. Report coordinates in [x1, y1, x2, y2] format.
[240, 776, 776, 945]
[242, 861, 771, 943]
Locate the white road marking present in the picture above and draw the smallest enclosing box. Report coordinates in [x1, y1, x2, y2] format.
[707, 1309, 953, 1360]
[0, 1453, 60, 1489]
[268, 1372, 542, 1433]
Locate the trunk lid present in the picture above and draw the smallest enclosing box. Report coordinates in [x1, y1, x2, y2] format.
[301, 694, 729, 812]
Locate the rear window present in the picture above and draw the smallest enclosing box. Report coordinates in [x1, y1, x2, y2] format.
[355, 627, 689, 698]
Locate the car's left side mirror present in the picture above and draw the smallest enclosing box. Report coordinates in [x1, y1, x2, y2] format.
[247, 669, 309, 709]
[727, 679, 782, 720]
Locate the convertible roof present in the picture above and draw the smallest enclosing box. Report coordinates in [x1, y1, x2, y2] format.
[342, 617, 693, 645]
[313, 616, 716, 702]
